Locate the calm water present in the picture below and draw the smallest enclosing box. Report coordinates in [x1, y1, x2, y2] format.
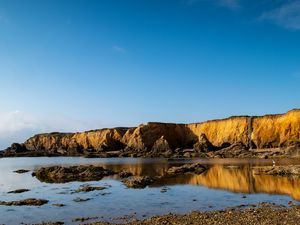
[0, 157, 300, 224]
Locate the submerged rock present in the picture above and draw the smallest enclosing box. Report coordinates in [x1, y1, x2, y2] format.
[166, 163, 207, 176]
[0, 198, 48, 206]
[13, 169, 30, 174]
[74, 185, 107, 193]
[73, 197, 91, 202]
[33, 165, 116, 183]
[123, 176, 156, 188]
[7, 189, 30, 194]
[52, 203, 65, 207]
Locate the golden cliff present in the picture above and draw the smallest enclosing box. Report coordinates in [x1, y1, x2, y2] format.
[3, 109, 300, 157]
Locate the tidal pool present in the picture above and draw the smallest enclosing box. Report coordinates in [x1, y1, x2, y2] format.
[0, 157, 300, 224]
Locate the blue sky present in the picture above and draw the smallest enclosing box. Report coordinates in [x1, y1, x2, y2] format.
[0, 0, 300, 148]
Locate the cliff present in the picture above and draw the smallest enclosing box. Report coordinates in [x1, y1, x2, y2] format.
[3, 109, 300, 157]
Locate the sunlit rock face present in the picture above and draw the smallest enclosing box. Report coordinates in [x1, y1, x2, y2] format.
[24, 128, 127, 154]
[10, 109, 300, 156]
[252, 110, 300, 148]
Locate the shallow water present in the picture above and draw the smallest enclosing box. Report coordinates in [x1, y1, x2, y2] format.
[0, 157, 300, 224]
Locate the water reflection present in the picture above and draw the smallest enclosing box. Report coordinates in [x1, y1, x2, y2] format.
[152, 165, 300, 200]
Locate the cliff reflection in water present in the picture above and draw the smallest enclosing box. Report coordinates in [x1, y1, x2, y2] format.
[104, 162, 300, 201]
[157, 165, 300, 201]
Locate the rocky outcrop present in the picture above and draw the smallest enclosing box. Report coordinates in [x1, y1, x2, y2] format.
[166, 163, 207, 176]
[122, 176, 156, 188]
[0, 198, 48, 206]
[3, 109, 300, 157]
[33, 165, 116, 183]
[253, 165, 300, 177]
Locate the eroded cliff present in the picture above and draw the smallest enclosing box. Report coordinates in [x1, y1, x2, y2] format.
[3, 109, 300, 157]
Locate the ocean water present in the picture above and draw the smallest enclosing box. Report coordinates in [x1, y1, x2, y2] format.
[0, 157, 300, 224]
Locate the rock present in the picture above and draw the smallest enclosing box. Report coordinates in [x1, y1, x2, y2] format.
[72, 217, 98, 222]
[0, 198, 48, 206]
[74, 185, 107, 193]
[7, 189, 30, 194]
[52, 204, 65, 207]
[119, 170, 133, 178]
[32, 222, 64, 225]
[10, 143, 28, 153]
[206, 142, 249, 158]
[166, 163, 207, 176]
[151, 136, 172, 153]
[253, 165, 300, 176]
[73, 197, 91, 202]
[33, 165, 116, 183]
[193, 134, 215, 152]
[160, 187, 170, 193]
[14, 169, 30, 173]
[123, 176, 156, 188]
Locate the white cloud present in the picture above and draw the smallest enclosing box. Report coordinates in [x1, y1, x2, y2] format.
[260, 1, 300, 30]
[0, 111, 38, 137]
[0, 111, 101, 150]
[112, 45, 127, 53]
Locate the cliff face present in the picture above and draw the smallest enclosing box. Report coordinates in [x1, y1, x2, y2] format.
[24, 128, 128, 155]
[252, 110, 300, 148]
[5, 109, 300, 156]
[187, 116, 250, 148]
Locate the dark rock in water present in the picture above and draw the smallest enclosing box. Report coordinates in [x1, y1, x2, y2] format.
[73, 197, 91, 202]
[7, 189, 30, 194]
[14, 169, 30, 174]
[253, 165, 300, 177]
[74, 185, 107, 193]
[123, 176, 156, 188]
[0, 198, 48, 206]
[72, 217, 98, 222]
[119, 170, 133, 178]
[160, 187, 170, 193]
[166, 163, 207, 176]
[52, 203, 65, 207]
[33, 165, 116, 183]
[31, 222, 64, 225]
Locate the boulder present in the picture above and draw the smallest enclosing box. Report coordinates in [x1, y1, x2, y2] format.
[33, 165, 116, 183]
[0, 198, 48, 206]
[166, 163, 207, 176]
[122, 176, 156, 188]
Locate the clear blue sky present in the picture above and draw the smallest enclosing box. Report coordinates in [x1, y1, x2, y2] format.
[0, 0, 300, 148]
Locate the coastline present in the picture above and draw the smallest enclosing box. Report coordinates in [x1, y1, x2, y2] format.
[36, 204, 300, 225]
[1, 109, 300, 159]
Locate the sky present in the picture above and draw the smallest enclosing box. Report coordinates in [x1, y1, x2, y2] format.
[0, 0, 300, 149]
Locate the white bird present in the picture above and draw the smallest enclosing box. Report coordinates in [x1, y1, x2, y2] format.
[272, 159, 276, 167]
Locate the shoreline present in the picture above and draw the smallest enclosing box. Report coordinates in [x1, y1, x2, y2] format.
[1, 145, 300, 159]
[35, 204, 300, 225]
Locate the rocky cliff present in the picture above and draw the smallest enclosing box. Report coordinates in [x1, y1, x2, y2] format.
[2, 109, 300, 157]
